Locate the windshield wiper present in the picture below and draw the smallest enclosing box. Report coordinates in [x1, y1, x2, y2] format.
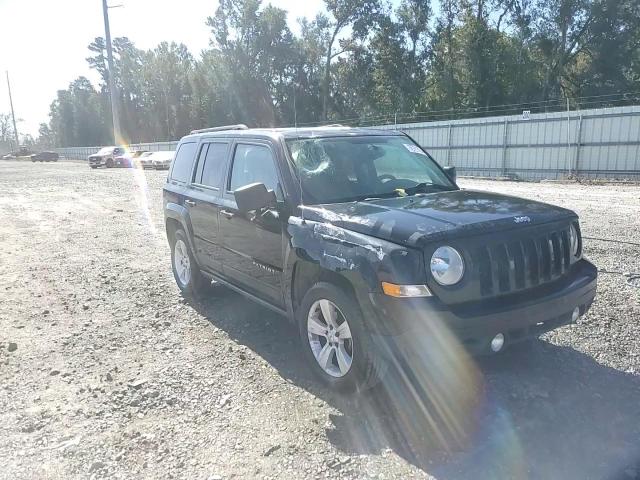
[362, 185, 450, 202]
[362, 191, 403, 201]
[344, 184, 456, 203]
[405, 183, 455, 195]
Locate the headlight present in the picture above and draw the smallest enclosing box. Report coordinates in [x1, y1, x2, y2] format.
[430, 246, 465, 286]
[569, 223, 580, 257]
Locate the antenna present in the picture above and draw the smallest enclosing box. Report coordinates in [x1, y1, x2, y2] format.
[293, 85, 298, 130]
[299, 164, 305, 224]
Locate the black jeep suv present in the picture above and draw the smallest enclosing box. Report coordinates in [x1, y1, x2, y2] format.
[163, 125, 597, 391]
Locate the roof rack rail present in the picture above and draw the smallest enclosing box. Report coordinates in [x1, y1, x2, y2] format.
[190, 124, 249, 134]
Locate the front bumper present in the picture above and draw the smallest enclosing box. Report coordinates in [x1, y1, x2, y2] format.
[365, 259, 597, 356]
[89, 158, 105, 166]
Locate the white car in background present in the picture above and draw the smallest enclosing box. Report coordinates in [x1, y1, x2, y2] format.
[137, 151, 155, 169]
[151, 151, 174, 170]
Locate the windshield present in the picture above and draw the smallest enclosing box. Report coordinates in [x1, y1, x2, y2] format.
[286, 135, 456, 204]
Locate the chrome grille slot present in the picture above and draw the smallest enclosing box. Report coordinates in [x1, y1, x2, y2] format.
[476, 224, 573, 298]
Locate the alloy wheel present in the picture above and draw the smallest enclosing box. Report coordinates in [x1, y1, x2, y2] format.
[307, 299, 354, 377]
[174, 239, 191, 287]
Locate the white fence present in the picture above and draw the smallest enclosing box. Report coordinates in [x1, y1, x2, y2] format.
[56, 105, 640, 180]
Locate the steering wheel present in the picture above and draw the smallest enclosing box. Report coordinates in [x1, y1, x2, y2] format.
[378, 174, 397, 183]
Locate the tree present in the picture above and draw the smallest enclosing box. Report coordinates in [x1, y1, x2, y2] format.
[425, 0, 462, 111]
[320, 0, 381, 119]
[37, 123, 55, 148]
[533, 0, 594, 100]
[48, 77, 108, 147]
[0, 113, 15, 145]
[38, 0, 640, 145]
[567, 0, 640, 99]
[207, 0, 298, 126]
[142, 42, 196, 139]
[87, 36, 146, 142]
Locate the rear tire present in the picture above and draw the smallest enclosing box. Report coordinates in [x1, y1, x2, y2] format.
[298, 282, 385, 392]
[170, 228, 208, 297]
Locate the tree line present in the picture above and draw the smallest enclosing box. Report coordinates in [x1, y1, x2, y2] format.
[38, 0, 640, 148]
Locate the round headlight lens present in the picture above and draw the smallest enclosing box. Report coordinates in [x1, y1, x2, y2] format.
[569, 223, 580, 257]
[430, 246, 465, 286]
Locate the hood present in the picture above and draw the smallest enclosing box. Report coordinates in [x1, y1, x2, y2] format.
[300, 189, 576, 248]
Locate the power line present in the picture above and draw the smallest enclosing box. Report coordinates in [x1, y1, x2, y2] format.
[276, 91, 640, 130]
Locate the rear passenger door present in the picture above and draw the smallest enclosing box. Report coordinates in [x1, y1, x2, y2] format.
[219, 141, 285, 306]
[185, 141, 230, 274]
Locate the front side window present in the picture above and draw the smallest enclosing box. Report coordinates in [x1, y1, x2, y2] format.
[170, 142, 197, 183]
[229, 144, 279, 193]
[286, 135, 456, 204]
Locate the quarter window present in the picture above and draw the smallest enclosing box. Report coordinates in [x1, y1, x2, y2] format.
[170, 142, 197, 183]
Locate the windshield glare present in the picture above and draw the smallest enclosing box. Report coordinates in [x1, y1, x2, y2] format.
[286, 136, 455, 204]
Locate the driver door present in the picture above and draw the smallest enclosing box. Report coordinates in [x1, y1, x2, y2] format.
[218, 141, 284, 306]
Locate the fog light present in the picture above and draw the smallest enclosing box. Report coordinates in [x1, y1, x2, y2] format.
[572, 307, 580, 322]
[490, 333, 505, 352]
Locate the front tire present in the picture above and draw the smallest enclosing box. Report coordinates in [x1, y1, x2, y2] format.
[105, 158, 114, 168]
[298, 282, 384, 392]
[170, 228, 208, 296]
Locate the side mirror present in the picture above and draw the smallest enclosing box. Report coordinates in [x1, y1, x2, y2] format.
[443, 165, 457, 183]
[234, 182, 277, 213]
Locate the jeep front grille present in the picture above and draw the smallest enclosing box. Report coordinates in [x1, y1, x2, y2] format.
[474, 226, 572, 297]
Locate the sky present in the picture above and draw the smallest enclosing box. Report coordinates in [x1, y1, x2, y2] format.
[0, 0, 326, 137]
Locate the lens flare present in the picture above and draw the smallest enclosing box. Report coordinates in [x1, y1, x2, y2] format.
[118, 141, 158, 238]
[332, 305, 525, 476]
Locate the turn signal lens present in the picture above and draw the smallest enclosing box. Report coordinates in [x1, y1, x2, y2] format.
[381, 282, 432, 298]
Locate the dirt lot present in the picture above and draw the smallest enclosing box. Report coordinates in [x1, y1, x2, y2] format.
[1, 160, 639, 480]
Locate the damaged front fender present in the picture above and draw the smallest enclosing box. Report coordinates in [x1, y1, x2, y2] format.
[286, 216, 427, 293]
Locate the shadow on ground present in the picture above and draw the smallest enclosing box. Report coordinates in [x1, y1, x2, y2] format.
[190, 286, 640, 480]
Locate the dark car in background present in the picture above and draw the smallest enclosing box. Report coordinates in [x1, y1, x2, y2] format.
[30, 151, 59, 162]
[88, 146, 125, 169]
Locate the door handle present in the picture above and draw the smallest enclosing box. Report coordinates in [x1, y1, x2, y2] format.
[220, 209, 235, 219]
[184, 199, 196, 207]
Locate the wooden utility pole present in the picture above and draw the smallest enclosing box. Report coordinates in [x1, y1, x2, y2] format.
[6, 71, 19, 149]
[102, 0, 122, 144]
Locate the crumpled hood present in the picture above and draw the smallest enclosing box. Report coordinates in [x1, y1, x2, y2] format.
[300, 189, 576, 248]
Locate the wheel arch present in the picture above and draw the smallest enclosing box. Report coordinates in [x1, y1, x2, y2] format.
[164, 203, 199, 266]
[291, 261, 355, 310]
[288, 259, 372, 327]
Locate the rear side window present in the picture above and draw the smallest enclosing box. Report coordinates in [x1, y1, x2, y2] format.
[170, 142, 197, 183]
[193, 142, 228, 188]
[229, 144, 279, 192]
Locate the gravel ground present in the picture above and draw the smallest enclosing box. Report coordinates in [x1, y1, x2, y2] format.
[0, 161, 639, 480]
